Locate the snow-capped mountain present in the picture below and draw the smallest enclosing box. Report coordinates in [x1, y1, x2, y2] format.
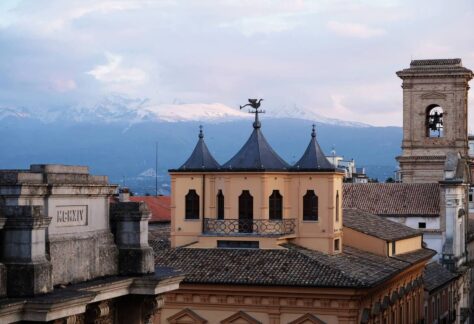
[0, 95, 370, 127]
[268, 104, 369, 128]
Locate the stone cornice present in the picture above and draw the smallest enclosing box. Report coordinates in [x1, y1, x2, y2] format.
[0, 273, 184, 323]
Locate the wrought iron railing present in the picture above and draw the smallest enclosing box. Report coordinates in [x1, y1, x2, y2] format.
[203, 218, 296, 236]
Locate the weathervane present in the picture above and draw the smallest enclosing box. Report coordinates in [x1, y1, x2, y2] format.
[240, 99, 265, 129]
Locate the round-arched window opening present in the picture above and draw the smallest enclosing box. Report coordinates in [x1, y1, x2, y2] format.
[426, 104, 444, 138]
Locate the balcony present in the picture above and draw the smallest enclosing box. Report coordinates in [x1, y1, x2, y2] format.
[203, 218, 296, 236]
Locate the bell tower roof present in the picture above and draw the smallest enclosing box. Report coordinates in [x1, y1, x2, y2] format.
[396, 58, 473, 80]
[178, 126, 220, 170]
[292, 125, 336, 171]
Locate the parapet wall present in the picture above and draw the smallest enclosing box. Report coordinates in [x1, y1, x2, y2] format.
[0, 164, 118, 287]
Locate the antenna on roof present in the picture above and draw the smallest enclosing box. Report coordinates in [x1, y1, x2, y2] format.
[155, 141, 159, 196]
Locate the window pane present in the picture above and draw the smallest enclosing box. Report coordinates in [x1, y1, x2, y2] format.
[269, 190, 282, 220]
[217, 190, 224, 220]
[303, 190, 318, 221]
[185, 189, 199, 219]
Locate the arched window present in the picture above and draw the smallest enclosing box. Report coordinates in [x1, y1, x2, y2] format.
[239, 190, 253, 233]
[303, 190, 318, 221]
[217, 190, 224, 220]
[426, 104, 444, 138]
[185, 189, 199, 219]
[335, 190, 340, 222]
[269, 190, 283, 220]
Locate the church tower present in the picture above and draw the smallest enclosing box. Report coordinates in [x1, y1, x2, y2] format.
[396, 59, 472, 183]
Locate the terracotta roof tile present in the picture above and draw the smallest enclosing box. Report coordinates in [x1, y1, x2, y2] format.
[343, 183, 440, 217]
[129, 196, 170, 222]
[343, 208, 421, 241]
[153, 243, 434, 288]
[423, 262, 458, 292]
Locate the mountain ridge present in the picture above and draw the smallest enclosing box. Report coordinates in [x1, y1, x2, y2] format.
[0, 95, 371, 128]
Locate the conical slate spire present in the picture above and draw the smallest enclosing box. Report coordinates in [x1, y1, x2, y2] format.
[293, 124, 335, 171]
[179, 126, 220, 170]
[222, 119, 290, 171]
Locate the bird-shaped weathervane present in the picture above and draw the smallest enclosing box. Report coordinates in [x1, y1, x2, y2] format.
[240, 99, 265, 128]
[240, 98, 264, 110]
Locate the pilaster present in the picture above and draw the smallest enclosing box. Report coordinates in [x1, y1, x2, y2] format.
[110, 202, 154, 275]
[1, 205, 52, 297]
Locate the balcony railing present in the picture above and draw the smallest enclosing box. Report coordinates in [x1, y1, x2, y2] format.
[203, 218, 296, 236]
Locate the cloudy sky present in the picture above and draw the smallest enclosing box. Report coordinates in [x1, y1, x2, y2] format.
[0, 0, 473, 126]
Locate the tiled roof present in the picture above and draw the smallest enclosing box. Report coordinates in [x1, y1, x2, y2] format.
[153, 243, 434, 288]
[292, 126, 336, 171]
[343, 183, 440, 217]
[410, 59, 461, 66]
[128, 196, 171, 222]
[222, 123, 290, 171]
[397, 58, 473, 79]
[423, 262, 459, 292]
[149, 223, 171, 249]
[176, 127, 220, 171]
[343, 208, 421, 241]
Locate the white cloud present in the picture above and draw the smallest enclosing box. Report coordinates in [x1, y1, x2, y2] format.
[220, 13, 303, 36]
[327, 21, 386, 38]
[87, 53, 147, 84]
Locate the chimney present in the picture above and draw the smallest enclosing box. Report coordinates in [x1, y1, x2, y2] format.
[119, 187, 130, 202]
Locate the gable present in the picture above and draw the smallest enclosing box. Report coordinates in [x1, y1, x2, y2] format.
[220, 311, 261, 324]
[288, 313, 326, 324]
[167, 308, 207, 324]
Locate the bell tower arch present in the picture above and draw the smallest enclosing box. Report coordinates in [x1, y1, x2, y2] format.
[396, 59, 473, 183]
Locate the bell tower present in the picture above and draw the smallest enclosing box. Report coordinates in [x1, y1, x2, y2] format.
[396, 59, 473, 183]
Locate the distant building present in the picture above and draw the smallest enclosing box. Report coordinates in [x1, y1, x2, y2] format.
[326, 150, 369, 183]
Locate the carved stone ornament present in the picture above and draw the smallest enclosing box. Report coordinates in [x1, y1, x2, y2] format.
[143, 296, 165, 324]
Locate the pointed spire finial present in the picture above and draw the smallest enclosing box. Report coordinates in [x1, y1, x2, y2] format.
[199, 125, 204, 139]
[311, 124, 316, 138]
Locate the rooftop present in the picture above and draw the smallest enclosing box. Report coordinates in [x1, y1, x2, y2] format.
[410, 59, 462, 66]
[221, 120, 290, 171]
[343, 208, 421, 241]
[343, 183, 440, 217]
[0, 164, 110, 185]
[171, 108, 339, 173]
[153, 243, 434, 288]
[292, 125, 336, 171]
[129, 196, 171, 222]
[177, 127, 220, 171]
[396, 58, 473, 79]
[423, 262, 459, 292]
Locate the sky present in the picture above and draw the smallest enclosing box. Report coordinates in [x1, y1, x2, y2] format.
[0, 0, 473, 127]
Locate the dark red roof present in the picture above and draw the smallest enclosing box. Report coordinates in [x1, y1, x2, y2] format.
[130, 196, 171, 222]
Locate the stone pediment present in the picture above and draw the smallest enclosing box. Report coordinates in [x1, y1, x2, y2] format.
[288, 313, 326, 324]
[420, 91, 447, 99]
[167, 308, 208, 324]
[220, 311, 261, 324]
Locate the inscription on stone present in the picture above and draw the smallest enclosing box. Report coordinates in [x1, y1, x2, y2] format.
[56, 205, 88, 227]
